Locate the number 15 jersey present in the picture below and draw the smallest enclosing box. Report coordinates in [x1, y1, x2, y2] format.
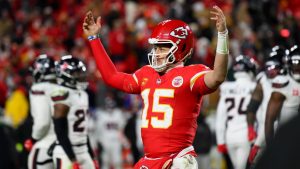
[133, 64, 214, 158]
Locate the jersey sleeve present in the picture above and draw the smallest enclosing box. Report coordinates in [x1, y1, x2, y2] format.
[271, 75, 289, 96]
[50, 88, 71, 106]
[30, 85, 51, 140]
[89, 39, 140, 94]
[215, 86, 227, 145]
[189, 65, 215, 95]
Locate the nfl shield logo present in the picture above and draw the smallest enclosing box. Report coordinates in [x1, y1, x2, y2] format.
[172, 76, 183, 87]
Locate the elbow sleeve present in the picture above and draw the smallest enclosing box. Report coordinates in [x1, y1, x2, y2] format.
[53, 117, 76, 161]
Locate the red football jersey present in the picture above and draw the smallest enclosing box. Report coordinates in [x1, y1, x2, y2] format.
[133, 64, 214, 157]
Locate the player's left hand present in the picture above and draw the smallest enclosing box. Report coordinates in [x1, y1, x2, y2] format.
[248, 145, 260, 163]
[210, 6, 227, 32]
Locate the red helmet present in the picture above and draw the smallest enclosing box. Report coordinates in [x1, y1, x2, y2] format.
[148, 20, 195, 72]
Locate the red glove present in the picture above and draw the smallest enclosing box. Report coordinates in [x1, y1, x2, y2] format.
[93, 159, 100, 169]
[248, 145, 260, 163]
[24, 138, 36, 152]
[217, 144, 227, 153]
[72, 161, 81, 169]
[248, 125, 257, 141]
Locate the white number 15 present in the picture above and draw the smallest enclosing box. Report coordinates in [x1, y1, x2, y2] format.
[141, 89, 174, 129]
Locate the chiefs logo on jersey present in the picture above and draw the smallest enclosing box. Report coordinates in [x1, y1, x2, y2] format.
[170, 27, 188, 39]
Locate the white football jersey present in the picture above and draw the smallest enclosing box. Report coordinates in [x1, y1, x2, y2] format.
[50, 86, 89, 153]
[30, 82, 58, 147]
[95, 108, 128, 146]
[254, 72, 274, 147]
[216, 77, 256, 145]
[272, 75, 300, 126]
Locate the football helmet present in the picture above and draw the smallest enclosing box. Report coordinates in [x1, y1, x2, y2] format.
[287, 45, 300, 81]
[56, 55, 88, 90]
[148, 20, 195, 72]
[264, 45, 287, 79]
[233, 55, 258, 75]
[30, 54, 56, 83]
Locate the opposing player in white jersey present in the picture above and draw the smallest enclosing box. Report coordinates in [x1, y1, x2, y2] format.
[265, 45, 300, 145]
[246, 46, 287, 164]
[216, 55, 257, 169]
[51, 55, 96, 169]
[95, 95, 129, 169]
[25, 54, 57, 169]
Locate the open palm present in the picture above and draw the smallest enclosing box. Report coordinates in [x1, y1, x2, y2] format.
[83, 11, 101, 37]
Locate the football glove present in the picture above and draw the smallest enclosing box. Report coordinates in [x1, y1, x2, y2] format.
[248, 145, 260, 163]
[248, 125, 257, 141]
[24, 138, 36, 152]
[217, 144, 227, 154]
[72, 161, 81, 169]
[93, 159, 100, 169]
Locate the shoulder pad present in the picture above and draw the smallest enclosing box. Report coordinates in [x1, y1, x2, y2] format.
[272, 75, 289, 88]
[51, 90, 69, 101]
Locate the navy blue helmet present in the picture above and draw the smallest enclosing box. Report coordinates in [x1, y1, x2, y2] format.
[55, 55, 88, 90]
[30, 54, 56, 82]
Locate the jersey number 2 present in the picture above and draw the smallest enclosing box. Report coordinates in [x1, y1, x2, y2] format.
[141, 89, 174, 129]
[73, 110, 85, 132]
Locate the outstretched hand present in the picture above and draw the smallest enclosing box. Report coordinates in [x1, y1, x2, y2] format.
[83, 11, 101, 37]
[210, 6, 227, 32]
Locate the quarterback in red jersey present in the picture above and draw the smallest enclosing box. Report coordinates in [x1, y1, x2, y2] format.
[83, 6, 229, 169]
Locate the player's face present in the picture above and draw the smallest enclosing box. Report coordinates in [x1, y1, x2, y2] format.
[291, 61, 300, 81]
[265, 65, 280, 79]
[153, 44, 171, 66]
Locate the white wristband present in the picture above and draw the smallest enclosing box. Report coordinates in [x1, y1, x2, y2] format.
[216, 29, 229, 54]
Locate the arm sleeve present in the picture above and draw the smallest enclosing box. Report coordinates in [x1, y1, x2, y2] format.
[89, 39, 140, 94]
[30, 90, 51, 140]
[190, 65, 215, 95]
[215, 93, 227, 145]
[53, 117, 76, 161]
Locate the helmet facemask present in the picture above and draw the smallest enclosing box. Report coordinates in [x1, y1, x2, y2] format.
[290, 56, 300, 81]
[148, 39, 178, 72]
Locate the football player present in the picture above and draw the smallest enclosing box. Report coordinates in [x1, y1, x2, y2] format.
[265, 45, 300, 145]
[25, 54, 57, 169]
[83, 6, 229, 169]
[95, 95, 129, 169]
[246, 46, 287, 164]
[216, 55, 257, 169]
[51, 55, 96, 169]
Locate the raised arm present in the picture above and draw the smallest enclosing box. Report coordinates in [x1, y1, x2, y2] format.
[204, 6, 229, 89]
[83, 11, 140, 94]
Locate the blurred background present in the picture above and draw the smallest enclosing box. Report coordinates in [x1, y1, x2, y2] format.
[0, 0, 299, 169]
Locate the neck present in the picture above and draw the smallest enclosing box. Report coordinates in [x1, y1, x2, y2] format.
[160, 62, 184, 75]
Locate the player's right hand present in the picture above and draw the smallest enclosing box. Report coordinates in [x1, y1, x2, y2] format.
[24, 138, 36, 152]
[248, 145, 260, 163]
[83, 11, 101, 37]
[248, 125, 257, 142]
[217, 144, 228, 154]
[72, 161, 81, 169]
